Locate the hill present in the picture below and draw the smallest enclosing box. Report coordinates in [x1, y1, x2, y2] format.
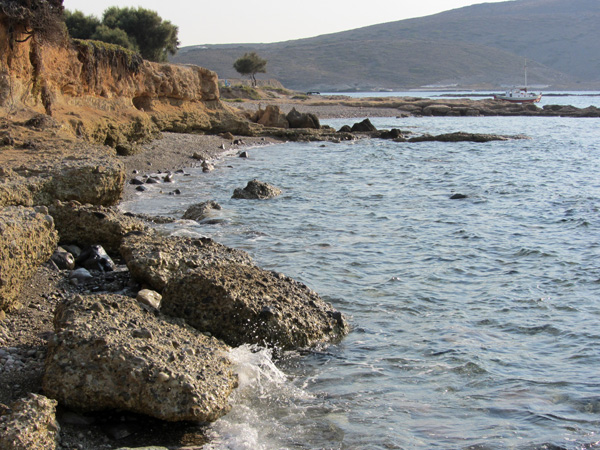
[171, 0, 600, 91]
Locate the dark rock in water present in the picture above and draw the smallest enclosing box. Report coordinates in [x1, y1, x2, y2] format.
[76, 245, 115, 272]
[136, 185, 147, 192]
[145, 177, 160, 184]
[173, 189, 181, 195]
[232, 179, 282, 200]
[51, 247, 75, 270]
[286, 107, 321, 129]
[379, 128, 404, 140]
[409, 132, 528, 143]
[239, 151, 249, 158]
[338, 125, 352, 133]
[233, 139, 245, 145]
[162, 173, 174, 183]
[450, 193, 469, 200]
[351, 118, 377, 132]
[129, 177, 145, 185]
[182, 201, 222, 222]
[202, 161, 215, 173]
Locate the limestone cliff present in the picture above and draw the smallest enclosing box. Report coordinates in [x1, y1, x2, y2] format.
[0, 19, 251, 147]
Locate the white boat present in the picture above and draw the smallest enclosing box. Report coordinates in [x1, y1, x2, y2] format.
[493, 88, 542, 103]
[493, 61, 542, 103]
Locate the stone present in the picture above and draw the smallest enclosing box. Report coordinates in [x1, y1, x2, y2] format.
[351, 118, 377, 132]
[130, 177, 145, 185]
[0, 393, 60, 450]
[120, 232, 253, 292]
[232, 179, 282, 200]
[0, 206, 58, 311]
[136, 289, 162, 310]
[201, 161, 215, 173]
[49, 201, 148, 254]
[76, 245, 116, 272]
[408, 132, 528, 143]
[256, 105, 289, 128]
[69, 268, 94, 284]
[161, 263, 348, 350]
[182, 201, 222, 222]
[239, 151, 249, 158]
[50, 248, 75, 270]
[43, 294, 236, 422]
[450, 193, 469, 200]
[286, 108, 321, 129]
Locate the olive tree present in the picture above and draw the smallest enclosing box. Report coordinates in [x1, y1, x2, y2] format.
[233, 52, 267, 87]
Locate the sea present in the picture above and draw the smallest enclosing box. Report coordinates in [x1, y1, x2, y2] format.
[120, 92, 600, 450]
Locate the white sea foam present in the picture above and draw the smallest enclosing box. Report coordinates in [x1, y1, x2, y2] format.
[204, 345, 310, 450]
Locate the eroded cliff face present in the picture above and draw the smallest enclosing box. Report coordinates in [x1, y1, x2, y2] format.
[0, 19, 250, 147]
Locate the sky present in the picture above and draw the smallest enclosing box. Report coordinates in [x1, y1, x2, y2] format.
[62, 0, 509, 47]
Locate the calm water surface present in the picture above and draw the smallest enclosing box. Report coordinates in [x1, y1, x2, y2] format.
[122, 112, 600, 450]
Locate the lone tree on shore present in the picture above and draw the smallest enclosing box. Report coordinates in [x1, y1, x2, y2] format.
[233, 52, 267, 87]
[64, 6, 179, 62]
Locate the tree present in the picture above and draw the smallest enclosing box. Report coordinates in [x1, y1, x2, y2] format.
[63, 6, 179, 62]
[233, 52, 267, 87]
[102, 7, 178, 62]
[63, 9, 100, 40]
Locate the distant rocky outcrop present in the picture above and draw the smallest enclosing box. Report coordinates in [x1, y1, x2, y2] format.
[408, 131, 529, 143]
[232, 179, 282, 199]
[0, 207, 58, 312]
[43, 294, 237, 422]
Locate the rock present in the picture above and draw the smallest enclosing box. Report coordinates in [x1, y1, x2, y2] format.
[69, 268, 94, 284]
[61, 244, 82, 258]
[43, 294, 236, 422]
[450, 193, 469, 200]
[286, 108, 321, 129]
[408, 132, 528, 143]
[338, 125, 352, 133]
[0, 393, 60, 450]
[76, 245, 116, 272]
[136, 289, 162, 310]
[257, 105, 289, 128]
[201, 161, 215, 173]
[0, 206, 58, 312]
[49, 201, 148, 254]
[136, 185, 148, 192]
[162, 264, 348, 350]
[192, 152, 208, 161]
[146, 177, 160, 184]
[182, 201, 222, 222]
[220, 132, 235, 140]
[232, 179, 282, 200]
[351, 118, 377, 132]
[129, 177, 145, 185]
[378, 128, 404, 140]
[162, 173, 174, 183]
[239, 151, 249, 158]
[120, 232, 253, 292]
[50, 248, 75, 270]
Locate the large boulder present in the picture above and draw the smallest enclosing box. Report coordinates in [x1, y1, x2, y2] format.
[232, 179, 282, 200]
[49, 201, 148, 254]
[0, 157, 125, 208]
[286, 108, 321, 129]
[43, 294, 237, 422]
[161, 263, 348, 350]
[257, 105, 289, 128]
[0, 394, 60, 450]
[351, 118, 377, 132]
[120, 232, 253, 292]
[0, 206, 58, 311]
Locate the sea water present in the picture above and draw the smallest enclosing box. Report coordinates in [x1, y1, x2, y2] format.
[121, 104, 600, 449]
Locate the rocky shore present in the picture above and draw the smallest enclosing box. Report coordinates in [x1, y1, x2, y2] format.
[2, 12, 600, 448]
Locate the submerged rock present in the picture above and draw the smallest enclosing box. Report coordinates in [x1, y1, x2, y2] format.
[43, 294, 237, 422]
[161, 263, 349, 350]
[408, 132, 528, 143]
[232, 179, 282, 200]
[182, 201, 222, 222]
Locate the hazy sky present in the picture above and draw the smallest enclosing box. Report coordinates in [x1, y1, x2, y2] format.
[62, 0, 508, 47]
